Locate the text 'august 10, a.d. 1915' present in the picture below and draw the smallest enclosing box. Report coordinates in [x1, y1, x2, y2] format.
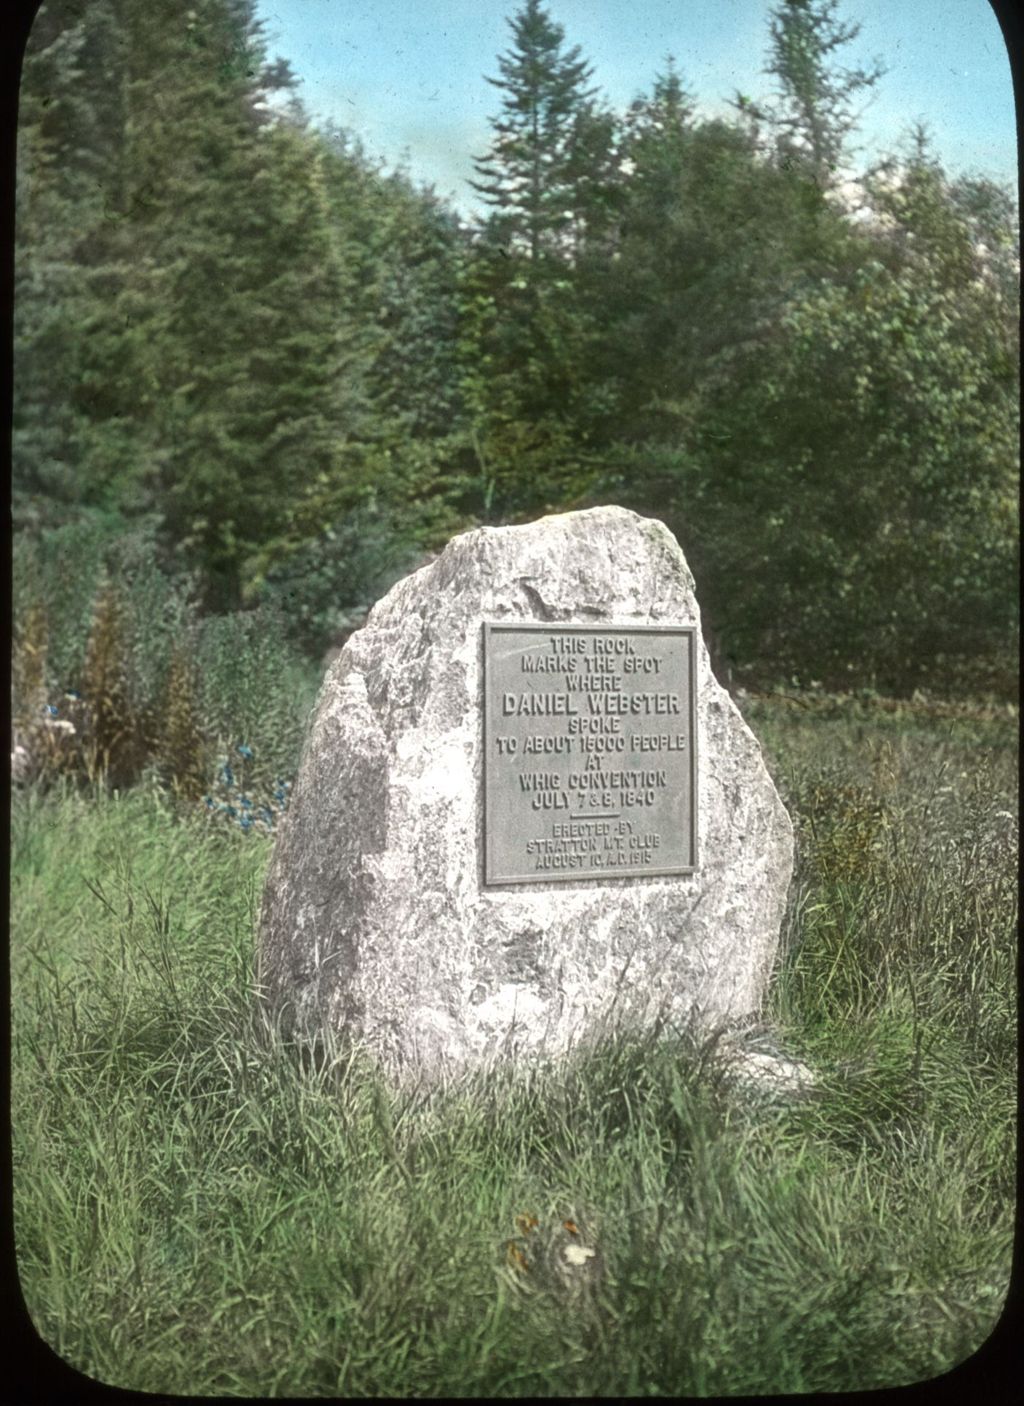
[483, 623, 697, 885]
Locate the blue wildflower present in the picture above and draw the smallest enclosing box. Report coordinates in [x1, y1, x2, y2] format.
[237, 744, 253, 759]
[221, 763, 234, 785]
[225, 805, 237, 818]
[240, 796, 252, 809]
[274, 786, 286, 802]
[204, 796, 214, 808]
[239, 814, 253, 831]
[44, 703, 59, 717]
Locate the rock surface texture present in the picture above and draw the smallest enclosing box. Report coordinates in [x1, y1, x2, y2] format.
[258, 507, 794, 1083]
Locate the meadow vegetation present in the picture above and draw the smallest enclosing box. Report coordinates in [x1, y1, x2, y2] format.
[12, 674, 1016, 1395]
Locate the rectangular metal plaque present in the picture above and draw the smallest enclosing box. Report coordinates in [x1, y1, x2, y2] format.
[483, 623, 697, 885]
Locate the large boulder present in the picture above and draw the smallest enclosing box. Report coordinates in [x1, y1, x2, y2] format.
[258, 507, 794, 1084]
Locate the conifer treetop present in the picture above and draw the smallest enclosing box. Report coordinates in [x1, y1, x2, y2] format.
[471, 0, 601, 259]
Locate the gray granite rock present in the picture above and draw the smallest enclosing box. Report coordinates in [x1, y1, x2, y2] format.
[258, 506, 794, 1084]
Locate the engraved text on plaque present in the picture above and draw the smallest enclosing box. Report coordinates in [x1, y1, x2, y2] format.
[483, 624, 697, 884]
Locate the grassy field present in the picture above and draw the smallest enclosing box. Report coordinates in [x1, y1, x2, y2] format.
[11, 694, 1017, 1396]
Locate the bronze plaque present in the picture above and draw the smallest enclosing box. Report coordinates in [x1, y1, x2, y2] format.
[483, 623, 697, 885]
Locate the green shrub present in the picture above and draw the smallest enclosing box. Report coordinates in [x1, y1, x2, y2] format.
[259, 495, 466, 659]
[194, 605, 319, 790]
[13, 515, 112, 696]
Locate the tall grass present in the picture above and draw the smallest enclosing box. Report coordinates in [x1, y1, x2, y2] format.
[11, 701, 1016, 1395]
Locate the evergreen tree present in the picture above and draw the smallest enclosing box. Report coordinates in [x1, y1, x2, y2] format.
[14, 0, 134, 526]
[112, 1, 348, 607]
[357, 168, 468, 442]
[603, 97, 847, 447]
[15, 0, 477, 617]
[471, 0, 598, 264]
[625, 56, 695, 153]
[460, 1, 612, 520]
[151, 98, 356, 607]
[252, 132, 476, 648]
[761, 0, 885, 190]
[561, 101, 623, 262]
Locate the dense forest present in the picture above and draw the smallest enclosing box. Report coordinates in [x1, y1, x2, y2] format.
[13, 0, 1019, 719]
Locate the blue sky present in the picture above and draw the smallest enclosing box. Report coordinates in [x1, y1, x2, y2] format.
[252, 1, 1017, 212]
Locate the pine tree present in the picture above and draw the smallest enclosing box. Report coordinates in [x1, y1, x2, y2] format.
[471, 0, 598, 265]
[367, 178, 466, 439]
[457, 2, 617, 519]
[762, 0, 885, 190]
[14, 0, 131, 526]
[154, 103, 355, 606]
[617, 57, 697, 261]
[625, 57, 695, 152]
[603, 84, 841, 447]
[15, 0, 478, 615]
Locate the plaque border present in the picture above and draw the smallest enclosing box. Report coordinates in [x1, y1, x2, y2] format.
[482, 621, 699, 886]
